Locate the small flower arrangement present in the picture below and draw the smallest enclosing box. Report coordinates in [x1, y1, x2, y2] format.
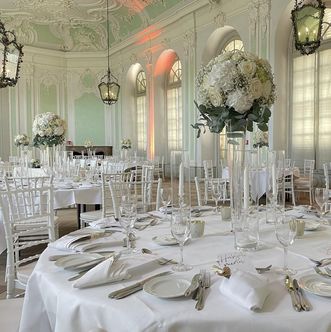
[84, 139, 93, 149]
[253, 130, 269, 149]
[14, 134, 30, 147]
[30, 159, 41, 168]
[32, 112, 66, 147]
[121, 139, 131, 150]
[192, 50, 276, 137]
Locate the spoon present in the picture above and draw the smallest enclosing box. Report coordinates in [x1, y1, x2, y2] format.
[255, 265, 272, 274]
[141, 248, 177, 265]
[314, 266, 331, 278]
[135, 219, 158, 230]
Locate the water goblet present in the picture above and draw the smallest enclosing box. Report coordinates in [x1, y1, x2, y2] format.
[315, 187, 329, 220]
[274, 214, 297, 275]
[160, 187, 172, 219]
[171, 208, 192, 272]
[119, 196, 137, 254]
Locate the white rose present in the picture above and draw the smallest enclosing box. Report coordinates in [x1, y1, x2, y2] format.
[238, 60, 256, 78]
[54, 127, 64, 136]
[249, 78, 263, 99]
[226, 90, 253, 114]
[208, 88, 224, 107]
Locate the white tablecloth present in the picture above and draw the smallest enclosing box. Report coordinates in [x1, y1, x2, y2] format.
[19, 213, 331, 332]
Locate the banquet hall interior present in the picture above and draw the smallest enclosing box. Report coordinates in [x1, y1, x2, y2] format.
[0, 0, 331, 331]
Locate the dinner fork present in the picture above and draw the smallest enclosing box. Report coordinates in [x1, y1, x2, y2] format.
[195, 272, 211, 311]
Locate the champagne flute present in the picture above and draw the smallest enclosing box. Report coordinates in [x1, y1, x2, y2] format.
[211, 179, 224, 213]
[315, 188, 329, 220]
[274, 214, 297, 275]
[171, 208, 192, 272]
[119, 196, 137, 254]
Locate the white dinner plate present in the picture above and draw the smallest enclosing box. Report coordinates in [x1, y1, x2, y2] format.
[152, 235, 178, 246]
[55, 253, 103, 270]
[299, 274, 331, 297]
[304, 220, 320, 231]
[143, 275, 191, 298]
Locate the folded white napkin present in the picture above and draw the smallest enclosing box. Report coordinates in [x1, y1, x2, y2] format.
[89, 217, 120, 229]
[219, 270, 270, 311]
[49, 232, 124, 252]
[73, 254, 160, 289]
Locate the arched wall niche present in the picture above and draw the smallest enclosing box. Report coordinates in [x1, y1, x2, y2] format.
[201, 26, 242, 65]
[122, 62, 145, 148]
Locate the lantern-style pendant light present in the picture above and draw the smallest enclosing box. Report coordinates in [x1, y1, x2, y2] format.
[0, 20, 24, 88]
[291, 0, 325, 55]
[98, 0, 120, 105]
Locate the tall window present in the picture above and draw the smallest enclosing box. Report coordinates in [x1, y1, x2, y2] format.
[167, 58, 182, 150]
[136, 70, 147, 152]
[219, 39, 244, 156]
[290, 8, 331, 168]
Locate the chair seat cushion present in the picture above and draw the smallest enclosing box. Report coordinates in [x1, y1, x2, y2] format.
[80, 210, 102, 221]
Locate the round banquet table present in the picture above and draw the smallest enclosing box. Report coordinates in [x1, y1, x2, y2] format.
[19, 212, 331, 332]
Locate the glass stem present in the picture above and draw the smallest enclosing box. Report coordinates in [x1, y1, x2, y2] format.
[179, 243, 184, 266]
[126, 230, 130, 250]
[283, 246, 288, 271]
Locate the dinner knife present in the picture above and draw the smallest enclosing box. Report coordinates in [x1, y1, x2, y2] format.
[285, 275, 301, 312]
[108, 271, 172, 299]
[293, 279, 312, 311]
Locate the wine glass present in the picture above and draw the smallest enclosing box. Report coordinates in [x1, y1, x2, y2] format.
[160, 187, 172, 219]
[274, 214, 297, 275]
[211, 179, 224, 213]
[315, 188, 329, 220]
[119, 196, 137, 254]
[171, 208, 192, 272]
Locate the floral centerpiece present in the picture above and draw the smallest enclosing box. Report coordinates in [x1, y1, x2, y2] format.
[32, 112, 66, 147]
[121, 139, 131, 150]
[192, 50, 275, 137]
[84, 139, 93, 149]
[14, 134, 30, 147]
[253, 130, 269, 148]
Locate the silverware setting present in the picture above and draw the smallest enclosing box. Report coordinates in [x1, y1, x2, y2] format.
[108, 271, 173, 299]
[309, 257, 331, 267]
[314, 266, 331, 278]
[195, 271, 211, 311]
[184, 273, 201, 297]
[285, 275, 303, 312]
[255, 265, 272, 274]
[141, 248, 177, 265]
[134, 219, 158, 231]
[293, 279, 312, 311]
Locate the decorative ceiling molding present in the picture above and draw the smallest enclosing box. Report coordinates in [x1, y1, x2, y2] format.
[0, 0, 169, 51]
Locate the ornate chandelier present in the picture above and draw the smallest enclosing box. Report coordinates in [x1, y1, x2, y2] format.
[291, 0, 326, 55]
[0, 20, 24, 88]
[98, 0, 120, 105]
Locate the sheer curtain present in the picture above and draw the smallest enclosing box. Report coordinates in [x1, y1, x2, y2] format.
[291, 48, 331, 168]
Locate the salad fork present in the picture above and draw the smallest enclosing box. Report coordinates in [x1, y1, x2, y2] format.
[195, 272, 211, 310]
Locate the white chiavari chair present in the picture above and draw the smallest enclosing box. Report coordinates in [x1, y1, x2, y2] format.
[1, 176, 57, 298]
[294, 159, 315, 205]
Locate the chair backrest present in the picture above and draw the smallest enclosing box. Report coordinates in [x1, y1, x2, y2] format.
[285, 159, 295, 168]
[323, 163, 329, 191]
[303, 159, 315, 177]
[203, 160, 213, 180]
[194, 176, 202, 206]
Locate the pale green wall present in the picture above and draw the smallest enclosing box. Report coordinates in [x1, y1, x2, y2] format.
[74, 93, 105, 146]
[40, 84, 57, 114]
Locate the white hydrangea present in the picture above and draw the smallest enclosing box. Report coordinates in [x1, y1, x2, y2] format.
[226, 90, 253, 114]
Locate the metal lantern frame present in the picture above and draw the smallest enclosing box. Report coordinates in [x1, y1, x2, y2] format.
[98, 0, 120, 105]
[291, 0, 326, 55]
[0, 20, 24, 88]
